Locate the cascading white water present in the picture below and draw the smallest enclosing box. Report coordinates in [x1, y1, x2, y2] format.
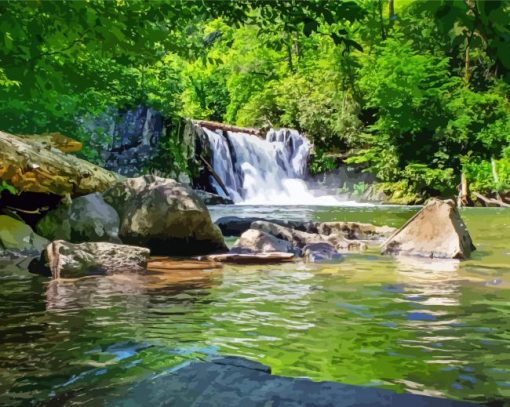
[203, 126, 366, 205]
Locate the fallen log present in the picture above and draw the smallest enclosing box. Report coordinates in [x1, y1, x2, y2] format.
[0, 130, 122, 197]
[199, 155, 230, 198]
[192, 120, 263, 137]
[17, 132, 83, 153]
[473, 192, 510, 208]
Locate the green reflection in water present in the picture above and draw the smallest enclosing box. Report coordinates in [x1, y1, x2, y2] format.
[0, 206, 509, 405]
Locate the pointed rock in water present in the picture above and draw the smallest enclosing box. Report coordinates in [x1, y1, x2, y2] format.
[103, 175, 227, 255]
[381, 198, 475, 259]
[36, 193, 121, 244]
[40, 240, 150, 279]
[0, 215, 49, 258]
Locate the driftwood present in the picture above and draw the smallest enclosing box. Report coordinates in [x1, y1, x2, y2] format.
[193, 120, 263, 137]
[0, 130, 122, 197]
[473, 192, 510, 208]
[199, 155, 230, 198]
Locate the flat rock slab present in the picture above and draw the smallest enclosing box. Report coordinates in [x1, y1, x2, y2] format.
[112, 356, 476, 407]
[206, 252, 294, 264]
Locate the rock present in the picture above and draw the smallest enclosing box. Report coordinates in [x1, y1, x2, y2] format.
[215, 216, 317, 236]
[103, 175, 227, 255]
[206, 252, 294, 264]
[109, 356, 475, 407]
[194, 190, 234, 205]
[232, 229, 294, 254]
[302, 242, 342, 263]
[41, 240, 150, 279]
[318, 222, 395, 241]
[381, 198, 475, 259]
[36, 193, 121, 243]
[250, 221, 322, 248]
[251, 221, 366, 252]
[0, 215, 49, 258]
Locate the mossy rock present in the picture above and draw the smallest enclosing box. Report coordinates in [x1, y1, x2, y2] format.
[0, 215, 49, 257]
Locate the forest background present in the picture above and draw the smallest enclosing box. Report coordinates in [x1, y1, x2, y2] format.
[1, 0, 509, 204]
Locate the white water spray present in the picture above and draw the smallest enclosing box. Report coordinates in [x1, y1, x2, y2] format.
[203, 126, 367, 206]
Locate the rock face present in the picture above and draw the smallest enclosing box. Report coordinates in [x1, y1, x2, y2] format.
[232, 229, 294, 254]
[381, 199, 475, 259]
[36, 193, 121, 243]
[103, 175, 227, 255]
[81, 106, 166, 177]
[42, 240, 150, 279]
[0, 215, 49, 258]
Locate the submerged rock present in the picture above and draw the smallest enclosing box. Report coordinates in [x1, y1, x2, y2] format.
[103, 175, 227, 255]
[302, 242, 342, 263]
[381, 198, 475, 259]
[232, 229, 294, 254]
[41, 240, 150, 279]
[110, 356, 474, 407]
[36, 193, 121, 243]
[0, 215, 49, 258]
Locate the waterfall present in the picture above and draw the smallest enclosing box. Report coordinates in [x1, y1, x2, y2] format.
[203, 126, 362, 205]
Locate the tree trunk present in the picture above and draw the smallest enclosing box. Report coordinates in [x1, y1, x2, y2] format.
[458, 171, 471, 207]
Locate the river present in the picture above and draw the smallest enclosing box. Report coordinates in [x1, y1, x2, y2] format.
[0, 205, 509, 405]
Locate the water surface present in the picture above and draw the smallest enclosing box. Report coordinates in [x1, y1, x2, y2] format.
[1, 206, 509, 405]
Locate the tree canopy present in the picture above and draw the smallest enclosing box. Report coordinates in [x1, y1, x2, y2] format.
[1, 0, 509, 203]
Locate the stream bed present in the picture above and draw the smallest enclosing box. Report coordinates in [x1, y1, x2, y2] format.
[1, 205, 509, 405]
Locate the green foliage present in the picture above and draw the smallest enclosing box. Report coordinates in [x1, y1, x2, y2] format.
[0, 180, 17, 195]
[0, 0, 509, 201]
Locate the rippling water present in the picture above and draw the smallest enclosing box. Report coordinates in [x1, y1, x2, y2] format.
[1, 206, 509, 405]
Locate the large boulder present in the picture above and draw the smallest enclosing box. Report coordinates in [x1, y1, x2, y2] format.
[103, 175, 227, 255]
[36, 193, 121, 243]
[231, 229, 294, 254]
[381, 199, 475, 259]
[0, 215, 49, 258]
[40, 240, 150, 279]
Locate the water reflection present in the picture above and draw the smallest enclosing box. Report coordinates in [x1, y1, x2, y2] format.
[45, 267, 222, 311]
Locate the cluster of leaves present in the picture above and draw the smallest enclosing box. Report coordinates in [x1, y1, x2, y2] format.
[1, 0, 509, 201]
